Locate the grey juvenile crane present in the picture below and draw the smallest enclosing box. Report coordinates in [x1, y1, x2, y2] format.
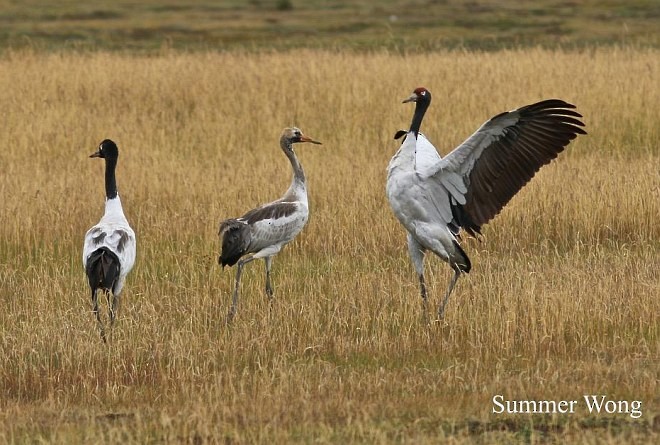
[386, 87, 586, 319]
[82, 139, 137, 342]
[219, 127, 321, 322]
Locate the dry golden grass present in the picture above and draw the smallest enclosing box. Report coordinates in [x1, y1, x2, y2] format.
[0, 48, 658, 443]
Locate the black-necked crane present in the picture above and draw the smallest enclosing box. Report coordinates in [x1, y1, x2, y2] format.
[386, 87, 586, 320]
[82, 139, 137, 342]
[219, 127, 321, 322]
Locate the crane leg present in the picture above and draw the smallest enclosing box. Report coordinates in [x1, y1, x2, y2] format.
[438, 268, 461, 319]
[110, 294, 120, 325]
[407, 234, 428, 322]
[264, 256, 274, 303]
[227, 256, 256, 323]
[92, 289, 106, 343]
[418, 273, 430, 324]
[109, 293, 120, 343]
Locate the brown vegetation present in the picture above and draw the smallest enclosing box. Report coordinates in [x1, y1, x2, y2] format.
[0, 47, 658, 443]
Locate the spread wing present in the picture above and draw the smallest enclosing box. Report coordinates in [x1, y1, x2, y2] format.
[430, 99, 586, 230]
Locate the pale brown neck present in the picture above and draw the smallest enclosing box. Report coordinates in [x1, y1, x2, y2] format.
[280, 137, 307, 201]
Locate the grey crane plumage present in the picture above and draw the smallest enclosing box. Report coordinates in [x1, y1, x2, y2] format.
[218, 127, 321, 322]
[386, 87, 586, 320]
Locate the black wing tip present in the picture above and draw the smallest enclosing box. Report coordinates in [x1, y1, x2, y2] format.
[522, 99, 583, 116]
[531, 98, 576, 109]
[522, 98, 588, 135]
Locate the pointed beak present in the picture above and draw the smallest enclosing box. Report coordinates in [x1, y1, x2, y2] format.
[89, 150, 102, 158]
[300, 135, 322, 145]
[402, 93, 418, 104]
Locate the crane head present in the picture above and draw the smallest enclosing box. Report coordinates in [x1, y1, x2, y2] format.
[403, 87, 431, 104]
[282, 127, 322, 145]
[90, 139, 119, 159]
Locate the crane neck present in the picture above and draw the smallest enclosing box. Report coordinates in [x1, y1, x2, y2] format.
[410, 97, 430, 137]
[280, 137, 307, 201]
[104, 157, 119, 200]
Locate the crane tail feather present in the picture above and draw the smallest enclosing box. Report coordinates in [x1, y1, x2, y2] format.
[85, 247, 121, 293]
[451, 240, 472, 274]
[219, 219, 250, 267]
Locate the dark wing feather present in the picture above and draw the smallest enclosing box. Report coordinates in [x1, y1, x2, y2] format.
[116, 230, 130, 253]
[218, 219, 250, 267]
[438, 99, 586, 228]
[90, 228, 106, 245]
[241, 201, 297, 225]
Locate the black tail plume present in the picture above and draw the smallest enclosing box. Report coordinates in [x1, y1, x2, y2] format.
[86, 247, 121, 293]
[218, 219, 250, 268]
[451, 240, 472, 274]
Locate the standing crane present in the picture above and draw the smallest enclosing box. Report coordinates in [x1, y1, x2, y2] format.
[386, 87, 586, 320]
[219, 127, 322, 322]
[83, 139, 137, 342]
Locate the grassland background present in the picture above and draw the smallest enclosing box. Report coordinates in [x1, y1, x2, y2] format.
[0, 0, 659, 51]
[0, 1, 659, 444]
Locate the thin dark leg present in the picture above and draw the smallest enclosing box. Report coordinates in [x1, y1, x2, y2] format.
[419, 273, 429, 324]
[227, 263, 243, 324]
[438, 269, 461, 319]
[109, 293, 120, 343]
[92, 289, 106, 343]
[105, 291, 113, 342]
[264, 256, 274, 303]
[407, 234, 428, 323]
[110, 294, 120, 326]
[227, 256, 256, 324]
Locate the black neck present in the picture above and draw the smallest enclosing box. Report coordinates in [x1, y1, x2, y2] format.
[104, 158, 118, 200]
[410, 98, 430, 137]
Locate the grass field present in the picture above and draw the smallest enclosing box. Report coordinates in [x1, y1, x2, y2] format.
[0, 0, 659, 51]
[0, 47, 658, 443]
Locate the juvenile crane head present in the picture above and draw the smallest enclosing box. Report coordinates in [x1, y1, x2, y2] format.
[402, 87, 432, 105]
[281, 127, 322, 150]
[90, 139, 119, 159]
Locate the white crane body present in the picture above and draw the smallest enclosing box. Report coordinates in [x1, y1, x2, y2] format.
[387, 88, 586, 319]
